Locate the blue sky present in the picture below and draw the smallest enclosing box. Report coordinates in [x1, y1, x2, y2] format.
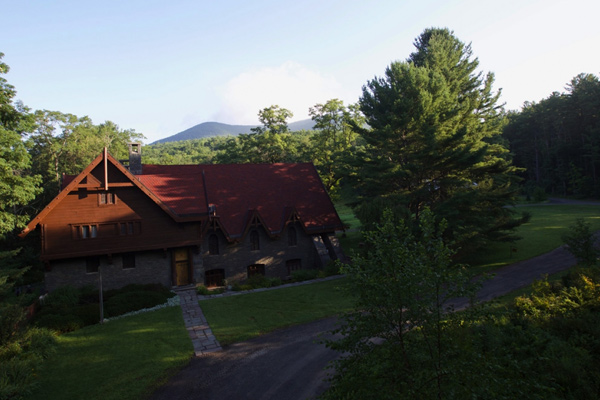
[2, 0, 599, 143]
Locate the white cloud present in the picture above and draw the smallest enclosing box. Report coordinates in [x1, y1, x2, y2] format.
[212, 62, 348, 124]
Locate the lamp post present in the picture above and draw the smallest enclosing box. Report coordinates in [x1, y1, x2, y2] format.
[99, 266, 104, 324]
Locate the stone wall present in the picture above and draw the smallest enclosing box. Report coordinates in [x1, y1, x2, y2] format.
[45, 250, 172, 292]
[201, 223, 320, 285]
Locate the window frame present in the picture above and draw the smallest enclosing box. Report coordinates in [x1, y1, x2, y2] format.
[288, 226, 297, 246]
[247, 263, 265, 278]
[208, 233, 219, 255]
[86, 256, 100, 274]
[98, 191, 116, 206]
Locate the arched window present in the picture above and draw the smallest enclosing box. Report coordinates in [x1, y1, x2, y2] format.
[250, 230, 260, 251]
[208, 234, 219, 255]
[288, 226, 297, 246]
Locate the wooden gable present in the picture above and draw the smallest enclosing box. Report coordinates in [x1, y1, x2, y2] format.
[21, 149, 204, 261]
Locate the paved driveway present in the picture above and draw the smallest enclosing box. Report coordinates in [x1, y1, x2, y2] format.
[149, 317, 341, 400]
[150, 213, 595, 400]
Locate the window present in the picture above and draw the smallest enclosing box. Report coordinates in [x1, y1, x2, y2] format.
[119, 221, 141, 236]
[99, 192, 116, 205]
[208, 234, 219, 255]
[76, 224, 98, 239]
[247, 264, 265, 278]
[205, 269, 225, 288]
[250, 230, 260, 251]
[86, 256, 100, 273]
[286, 259, 302, 275]
[122, 253, 135, 269]
[288, 226, 297, 246]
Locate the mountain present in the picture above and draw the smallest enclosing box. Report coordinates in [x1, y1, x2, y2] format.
[152, 119, 316, 144]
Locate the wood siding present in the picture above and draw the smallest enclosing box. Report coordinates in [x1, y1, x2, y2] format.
[40, 162, 203, 261]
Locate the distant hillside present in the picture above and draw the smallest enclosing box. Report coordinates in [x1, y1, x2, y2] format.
[153, 119, 316, 144]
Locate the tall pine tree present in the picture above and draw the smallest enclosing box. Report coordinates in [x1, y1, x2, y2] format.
[354, 28, 525, 254]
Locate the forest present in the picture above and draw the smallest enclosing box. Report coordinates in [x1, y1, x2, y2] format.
[1, 26, 600, 399]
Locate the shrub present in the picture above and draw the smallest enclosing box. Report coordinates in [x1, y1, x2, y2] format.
[197, 285, 225, 295]
[246, 274, 270, 288]
[0, 304, 26, 346]
[104, 283, 173, 300]
[562, 218, 599, 266]
[104, 291, 170, 317]
[532, 186, 548, 202]
[0, 327, 56, 400]
[73, 303, 102, 326]
[291, 269, 319, 282]
[196, 285, 211, 295]
[323, 261, 341, 277]
[34, 313, 84, 333]
[45, 286, 80, 308]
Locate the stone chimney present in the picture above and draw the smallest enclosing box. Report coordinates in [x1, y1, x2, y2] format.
[128, 143, 142, 175]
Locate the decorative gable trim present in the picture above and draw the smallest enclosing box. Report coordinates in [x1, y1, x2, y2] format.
[19, 149, 197, 238]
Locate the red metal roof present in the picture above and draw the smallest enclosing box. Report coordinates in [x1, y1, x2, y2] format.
[137, 163, 343, 237]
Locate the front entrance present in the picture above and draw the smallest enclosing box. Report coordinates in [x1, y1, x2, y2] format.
[173, 248, 193, 286]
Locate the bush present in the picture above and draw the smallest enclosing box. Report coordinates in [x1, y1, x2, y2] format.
[196, 285, 211, 295]
[0, 327, 56, 400]
[104, 283, 173, 300]
[0, 304, 26, 346]
[562, 218, 599, 266]
[323, 261, 341, 277]
[73, 303, 102, 326]
[45, 286, 80, 308]
[104, 291, 170, 318]
[291, 269, 319, 282]
[197, 285, 225, 295]
[34, 313, 84, 333]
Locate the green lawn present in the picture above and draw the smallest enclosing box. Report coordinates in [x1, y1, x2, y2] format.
[27, 203, 600, 400]
[201, 278, 353, 346]
[463, 205, 600, 272]
[26, 306, 192, 400]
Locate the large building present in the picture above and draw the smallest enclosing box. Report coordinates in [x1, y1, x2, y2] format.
[20, 145, 345, 292]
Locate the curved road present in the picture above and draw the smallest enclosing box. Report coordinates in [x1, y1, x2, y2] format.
[150, 199, 599, 400]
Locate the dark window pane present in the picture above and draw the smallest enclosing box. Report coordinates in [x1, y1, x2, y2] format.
[250, 230, 259, 251]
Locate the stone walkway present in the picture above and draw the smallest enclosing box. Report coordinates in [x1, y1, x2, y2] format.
[175, 288, 222, 356]
[174, 275, 344, 356]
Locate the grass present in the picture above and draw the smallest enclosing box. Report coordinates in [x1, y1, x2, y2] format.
[200, 278, 353, 346]
[26, 202, 599, 400]
[335, 201, 361, 230]
[26, 306, 192, 400]
[463, 205, 600, 273]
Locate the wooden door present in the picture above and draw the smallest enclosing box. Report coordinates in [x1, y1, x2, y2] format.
[174, 248, 191, 286]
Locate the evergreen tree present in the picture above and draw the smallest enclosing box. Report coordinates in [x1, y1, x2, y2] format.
[353, 28, 525, 253]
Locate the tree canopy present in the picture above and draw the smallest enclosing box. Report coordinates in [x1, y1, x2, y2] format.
[352, 28, 525, 254]
[0, 53, 41, 238]
[503, 73, 600, 198]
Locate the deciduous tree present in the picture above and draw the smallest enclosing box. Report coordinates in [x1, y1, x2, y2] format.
[309, 99, 363, 194]
[0, 53, 41, 238]
[322, 208, 479, 399]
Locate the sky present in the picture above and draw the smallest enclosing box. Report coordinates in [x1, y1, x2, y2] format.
[2, 0, 599, 143]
